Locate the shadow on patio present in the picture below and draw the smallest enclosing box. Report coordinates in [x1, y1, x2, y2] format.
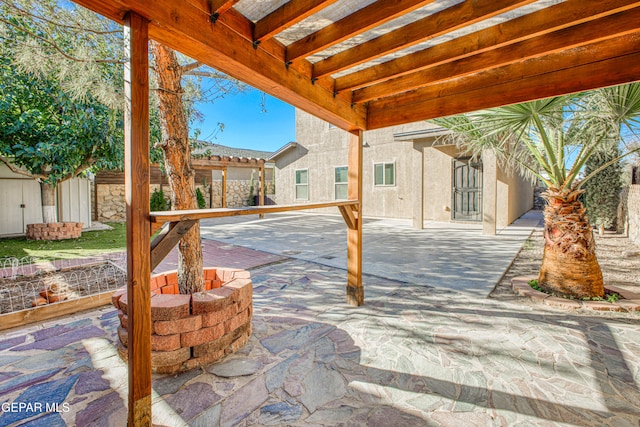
[1, 256, 639, 426]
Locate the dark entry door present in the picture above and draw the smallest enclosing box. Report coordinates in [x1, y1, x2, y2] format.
[452, 158, 482, 222]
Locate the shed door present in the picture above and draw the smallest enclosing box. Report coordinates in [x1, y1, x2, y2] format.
[0, 179, 43, 235]
[452, 158, 483, 222]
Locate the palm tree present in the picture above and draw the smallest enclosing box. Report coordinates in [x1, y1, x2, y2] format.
[433, 83, 640, 298]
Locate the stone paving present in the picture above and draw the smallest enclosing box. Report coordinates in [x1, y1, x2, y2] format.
[1, 214, 640, 426]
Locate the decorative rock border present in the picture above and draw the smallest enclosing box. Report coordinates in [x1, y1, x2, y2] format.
[512, 276, 640, 312]
[112, 267, 252, 374]
[26, 222, 83, 241]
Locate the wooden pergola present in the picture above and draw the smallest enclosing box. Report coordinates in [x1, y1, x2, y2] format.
[69, 0, 640, 424]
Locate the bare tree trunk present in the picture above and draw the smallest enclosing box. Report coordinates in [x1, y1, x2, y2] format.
[538, 187, 604, 298]
[150, 41, 204, 294]
[40, 182, 57, 224]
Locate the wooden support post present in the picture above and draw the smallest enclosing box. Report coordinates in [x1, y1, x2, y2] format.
[150, 220, 198, 271]
[346, 130, 364, 306]
[124, 12, 151, 427]
[259, 165, 265, 218]
[222, 168, 227, 208]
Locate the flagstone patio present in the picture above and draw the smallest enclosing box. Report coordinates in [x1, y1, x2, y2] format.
[1, 214, 639, 426]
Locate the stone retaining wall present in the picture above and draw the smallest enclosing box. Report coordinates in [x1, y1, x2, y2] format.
[26, 222, 83, 241]
[112, 267, 252, 374]
[96, 181, 276, 221]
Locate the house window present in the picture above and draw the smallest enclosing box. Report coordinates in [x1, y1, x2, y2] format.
[295, 169, 309, 200]
[374, 162, 395, 186]
[335, 166, 348, 200]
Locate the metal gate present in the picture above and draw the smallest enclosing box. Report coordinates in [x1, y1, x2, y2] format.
[452, 157, 483, 222]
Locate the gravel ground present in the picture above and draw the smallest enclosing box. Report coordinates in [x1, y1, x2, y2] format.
[490, 228, 640, 314]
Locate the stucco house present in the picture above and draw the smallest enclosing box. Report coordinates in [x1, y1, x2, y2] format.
[272, 109, 533, 232]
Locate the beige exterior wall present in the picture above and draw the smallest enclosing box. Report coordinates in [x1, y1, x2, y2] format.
[276, 110, 533, 226]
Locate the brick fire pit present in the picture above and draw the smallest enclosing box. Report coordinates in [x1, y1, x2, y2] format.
[112, 267, 252, 374]
[26, 222, 83, 241]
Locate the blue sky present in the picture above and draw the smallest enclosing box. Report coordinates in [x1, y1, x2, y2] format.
[191, 88, 295, 152]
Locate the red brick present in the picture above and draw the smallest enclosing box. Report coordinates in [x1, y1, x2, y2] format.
[193, 322, 251, 358]
[111, 287, 126, 309]
[224, 279, 252, 310]
[118, 293, 129, 315]
[191, 290, 231, 315]
[617, 299, 640, 311]
[211, 280, 223, 289]
[118, 326, 128, 347]
[202, 303, 238, 327]
[154, 315, 202, 335]
[151, 347, 190, 367]
[181, 323, 225, 347]
[154, 274, 167, 289]
[224, 307, 251, 334]
[118, 311, 128, 328]
[204, 268, 217, 280]
[154, 363, 184, 375]
[543, 297, 581, 309]
[150, 294, 191, 321]
[151, 333, 181, 352]
[150, 277, 160, 291]
[581, 300, 623, 311]
[165, 271, 179, 286]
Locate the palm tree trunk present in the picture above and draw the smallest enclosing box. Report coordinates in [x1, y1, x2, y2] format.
[151, 41, 204, 294]
[538, 187, 604, 298]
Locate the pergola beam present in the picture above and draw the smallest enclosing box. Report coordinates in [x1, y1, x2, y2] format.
[312, 0, 537, 79]
[367, 33, 640, 129]
[254, 0, 340, 43]
[353, 8, 640, 103]
[71, 0, 366, 131]
[286, 0, 437, 62]
[334, 0, 640, 93]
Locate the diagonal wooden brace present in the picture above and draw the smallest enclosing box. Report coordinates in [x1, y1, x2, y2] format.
[338, 204, 358, 230]
[150, 220, 198, 271]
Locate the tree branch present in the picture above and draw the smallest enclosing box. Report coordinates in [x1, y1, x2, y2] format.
[181, 61, 203, 74]
[0, 0, 121, 36]
[0, 17, 123, 65]
[0, 155, 44, 180]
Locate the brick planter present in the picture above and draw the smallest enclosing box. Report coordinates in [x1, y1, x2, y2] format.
[112, 267, 252, 374]
[26, 222, 83, 241]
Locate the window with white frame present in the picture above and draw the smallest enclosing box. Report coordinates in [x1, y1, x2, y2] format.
[374, 162, 395, 186]
[334, 166, 348, 200]
[295, 169, 309, 200]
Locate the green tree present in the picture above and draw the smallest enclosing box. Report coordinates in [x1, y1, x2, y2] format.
[0, 37, 122, 223]
[433, 84, 640, 298]
[0, 0, 246, 294]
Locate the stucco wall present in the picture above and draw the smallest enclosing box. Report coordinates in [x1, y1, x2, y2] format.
[278, 110, 534, 225]
[497, 168, 535, 226]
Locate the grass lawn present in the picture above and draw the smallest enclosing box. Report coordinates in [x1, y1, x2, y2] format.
[0, 222, 126, 261]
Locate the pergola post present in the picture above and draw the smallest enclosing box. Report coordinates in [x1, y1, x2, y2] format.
[259, 164, 265, 218]
[124, 12, 152, 427]
[222, 168, 227, 208]
[346, 130, 364, 306]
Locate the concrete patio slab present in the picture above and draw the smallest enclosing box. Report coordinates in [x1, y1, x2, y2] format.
[200, 211, 541, 296]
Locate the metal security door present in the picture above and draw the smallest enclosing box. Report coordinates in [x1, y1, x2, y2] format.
[452, 158, 482, 222]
